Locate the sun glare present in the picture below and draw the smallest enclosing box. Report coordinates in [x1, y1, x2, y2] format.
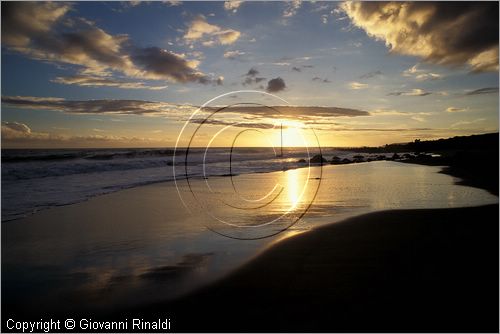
[278, 120, 309, 147]
[286, 168, 301, 208]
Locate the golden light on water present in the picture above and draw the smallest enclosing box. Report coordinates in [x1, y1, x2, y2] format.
[287, 168, 300, 208]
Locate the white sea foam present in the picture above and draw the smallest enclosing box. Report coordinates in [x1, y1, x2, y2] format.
[2, 147, 354, 221]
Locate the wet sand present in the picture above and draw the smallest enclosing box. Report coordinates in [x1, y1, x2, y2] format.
[2, 162, 498, 332]
[136, 204, 499, 332]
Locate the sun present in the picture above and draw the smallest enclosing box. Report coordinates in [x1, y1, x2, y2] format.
[279, 120, 309, 147]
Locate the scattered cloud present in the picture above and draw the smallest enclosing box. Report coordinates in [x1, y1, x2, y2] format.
[266, 77, 286, 93]
[1, 95, 197, 117]
[246, 68, 259, 77]
[1, 121, 32, 139]
[130, 47, 214, 83]
[411, 116, 427, 122]
[224, 1, 242, 13]
[271, 62, 291, 66]
[342, 2, 499, 72]
[1, 2, 218, 85]
[204, 105, 370, 119]
[283, 0, 302, 18]
[293, 65, 314, 72]
[464, 87, 499, 96]
[164, 1, 182, 7]
[1, 2, 72, 47]
[2, 96, 370, 123]
[370, 109, 433, 119]
[52, 75, 168, 90]
[349, 41, 362, 48]
[349, 82, 368, 90]
[224, 50, 245, 60]
[311, 3, 331, 13]
[190, 118, 275, 130]
[242, 67, 266, 86]
[312, 77, 331, 83]
[446, 107, 468, 113]
[1, 121, 165, 148]
[451, 118, 486, 128]
[184, 15, 241, 46]
[403, 64, 442, 81]
[388, 89, 431, 96]
[359, 70, 382, 79]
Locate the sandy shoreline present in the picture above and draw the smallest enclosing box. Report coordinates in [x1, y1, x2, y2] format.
[133, 204, 499, 332]
[2, 162, 498, 332]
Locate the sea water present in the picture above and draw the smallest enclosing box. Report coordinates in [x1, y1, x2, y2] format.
[2, 151, 498, 316]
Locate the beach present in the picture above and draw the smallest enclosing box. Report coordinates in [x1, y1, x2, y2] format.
[2, 1, 499, 332]
[140, 204, 499, 332]
[2, 161, 498, 332]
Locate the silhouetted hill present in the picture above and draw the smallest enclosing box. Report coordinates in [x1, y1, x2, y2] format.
[384, 133, 499, 152]
[348, 133, 499, 195]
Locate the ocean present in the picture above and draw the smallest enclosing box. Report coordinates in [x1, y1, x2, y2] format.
[2, 147, 359, 222]
[2, 150, 498, 315]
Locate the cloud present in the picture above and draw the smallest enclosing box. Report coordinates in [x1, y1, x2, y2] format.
[411, 116, 426, 122]
[312, 77, 331, 83]
[451, 118, 486, 128]
[1, 121, 166, 148]
[370, 109, 432, 120]
[342, 2, 499, 72]
[224, 50, 245, 59]
[291, 64, 314, 72]
[388, 88, 431, 96]
[446, 107, 468, 113]
[246, 68, 259, 77]
[216, 105, 369, 118]
[190, 118, 275, 130]
[311, 3, 331, 13]
[2, 3, 131, 76]
[242, 67, 266, 86]
[1, 121, 32, 139]
[184, 15, 241, 46]
[266, 77, 286, 93]
[359, 70, 382, 79]
[224, 1, 242, 13]
[464, 87, 499, 96]
[2, 96, 370, 125]
[1, 2, 216, 85]
[349, 82, 368, 90]
[2, 95, 197, 116]
[283, 0, 302, 18]
[333, 127, 434, 132]
[130, 47, 213, 83]
[1, 2, 71, 47]
[164, 0, 182, 6]
[52, 75, 168, 90]
[271, 61, 291, 66]
[403, 64, 442, 81]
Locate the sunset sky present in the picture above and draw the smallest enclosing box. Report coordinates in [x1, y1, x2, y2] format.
[1, 1, 499, 148]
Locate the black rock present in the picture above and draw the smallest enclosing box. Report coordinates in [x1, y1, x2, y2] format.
[310, 154, 327, 164]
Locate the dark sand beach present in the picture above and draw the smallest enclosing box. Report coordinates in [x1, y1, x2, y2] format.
[134, 204, 499, 332]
